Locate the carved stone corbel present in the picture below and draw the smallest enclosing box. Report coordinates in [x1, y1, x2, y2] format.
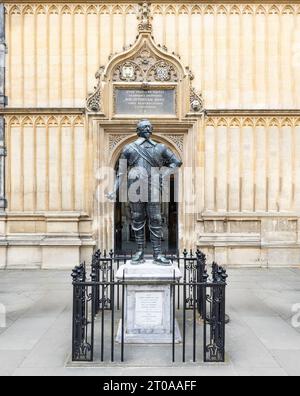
[86, 66, 105, 113]
[190, 87, 204, 113]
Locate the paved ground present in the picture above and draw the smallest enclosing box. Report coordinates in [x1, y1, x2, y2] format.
[0, 268, 300, 376]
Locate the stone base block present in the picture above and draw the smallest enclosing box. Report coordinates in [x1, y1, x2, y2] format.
[0, 245, 6, 269]
[116, 261, 182, 344]
[116, 319, 182, 344]
[6, 246, 41, 269]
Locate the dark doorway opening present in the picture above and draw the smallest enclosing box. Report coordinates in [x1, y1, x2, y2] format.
[114, 174, 178, 256]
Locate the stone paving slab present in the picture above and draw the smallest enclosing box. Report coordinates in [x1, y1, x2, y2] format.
[0, 269, 300, 376]
[270, 350, 300, 376]
[243, 316, 300, 351]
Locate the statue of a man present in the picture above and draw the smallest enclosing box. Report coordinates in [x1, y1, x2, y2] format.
[108, 119, 182, 266]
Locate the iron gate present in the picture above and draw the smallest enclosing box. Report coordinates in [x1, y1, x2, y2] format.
[71, 250, 227, 364]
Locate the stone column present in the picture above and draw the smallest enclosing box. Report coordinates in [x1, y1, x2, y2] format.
[0, 4, 6, 209]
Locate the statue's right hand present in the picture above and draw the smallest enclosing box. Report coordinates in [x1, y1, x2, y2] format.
[106, 191, 116, 201]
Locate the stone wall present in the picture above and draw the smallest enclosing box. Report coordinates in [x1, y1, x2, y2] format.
[0, 4, 6, 210]
[4, 3, 300, 109]
[1, 2, 300, 268]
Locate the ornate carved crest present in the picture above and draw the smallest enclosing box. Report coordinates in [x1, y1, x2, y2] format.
[121, 63, 135, 81]
[86, 3, 205, 118]
[112, 45, 179, 83]
[155, 63, 170, 81]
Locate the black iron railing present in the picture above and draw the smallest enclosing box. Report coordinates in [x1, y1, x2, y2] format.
[71, 250, 227, 364]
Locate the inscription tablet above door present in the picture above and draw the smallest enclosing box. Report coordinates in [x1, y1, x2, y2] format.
[115, 88, 176, 116]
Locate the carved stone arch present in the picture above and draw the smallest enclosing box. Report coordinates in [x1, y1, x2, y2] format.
[22, 116, 33, 127]
[47, 116, 59, 127]
[110, 133, 183, 169]
[191, 5, 202, 15]
[23, 5, 34, 15]
[256, 5, 267, 15]
[269, 5, 280, 15]
[281, 117, 293, 128]
[242, 5, 254, 15]
[217, 5, 227, 15]
[74, 5, 84, 15]
[178, 5, 189, 15]
[204, 5, 214, 15]
[100, 5, 111, 15]
[36, 4, 47, 15]
[230, 5, 240, 15]
[256, 118, 267, 127]
[165, 5, 176, 15]
[218, 118, 229, 127]
[205, 118, 216, 128]
[242, 118, 254, 128]
[73, 116, 84, 127]
[9, 5, 21, 15]
[86, 5, 98, 15]
[269, 118, 279, 127]
[49, 5, 59, 15]
[112, 5, 124, 15]
[282, 5, 295, 15]
[61, 5, 71, 15]
[125, 5, 136, 15]
[9, 116, 20, 127]
[152, 5, 163, 15]
[35, 116, 46, 127]
[229, 118, 240, 128]
[61, 116, 72, 127]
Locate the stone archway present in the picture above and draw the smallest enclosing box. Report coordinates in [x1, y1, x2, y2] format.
[112, 131, 183, 255]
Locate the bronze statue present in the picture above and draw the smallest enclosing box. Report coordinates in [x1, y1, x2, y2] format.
[107, 119, 182, 266]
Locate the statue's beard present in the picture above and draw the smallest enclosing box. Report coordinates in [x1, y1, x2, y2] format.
[139, 131, 152, 140]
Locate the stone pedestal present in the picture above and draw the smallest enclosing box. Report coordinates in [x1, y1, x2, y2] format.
[116, 261, 182, 344]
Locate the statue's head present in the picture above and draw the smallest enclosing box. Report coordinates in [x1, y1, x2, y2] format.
[137, 119, 153, 140]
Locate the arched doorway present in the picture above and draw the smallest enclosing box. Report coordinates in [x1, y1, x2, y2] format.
[90, 119, 199, 253]
[114, 156, 179, 255]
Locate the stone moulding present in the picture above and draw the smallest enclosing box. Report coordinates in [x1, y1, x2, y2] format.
[5, 3, 300, 17]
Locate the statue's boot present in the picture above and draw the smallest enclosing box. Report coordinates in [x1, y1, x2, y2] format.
[131, 228, 145, 265]
[151, 228, 171, 266]
[154, 254, 171, 266]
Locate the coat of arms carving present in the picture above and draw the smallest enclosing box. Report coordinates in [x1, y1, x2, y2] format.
[155, 63, 170, 82]
[121, 63, 136, 81]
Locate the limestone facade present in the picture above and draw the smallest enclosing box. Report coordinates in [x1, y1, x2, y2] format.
[1, 2, 300, 268]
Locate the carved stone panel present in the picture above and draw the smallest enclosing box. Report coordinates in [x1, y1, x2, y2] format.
[112, 44, 179, 83]
[108, 133, 132, 152]
[162, 134, 184, 154]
